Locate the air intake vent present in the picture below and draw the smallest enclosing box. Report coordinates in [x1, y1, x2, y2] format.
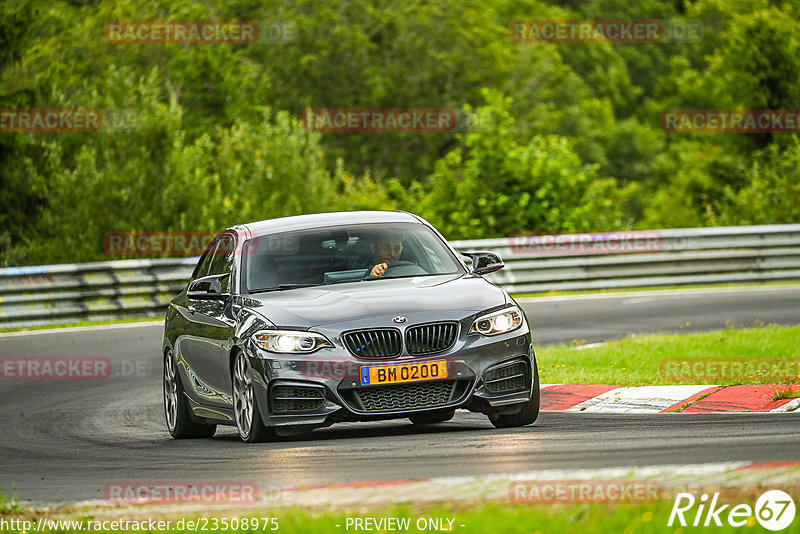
[343, 329, 402, 358]
[271, 386, 325, 414]
[483, 361, 528, 393]
[353, 381, 457, 412]
[405, 322, 458, 355]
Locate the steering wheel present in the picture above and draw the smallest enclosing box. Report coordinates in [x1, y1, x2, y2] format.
[383, 260, 427, 277]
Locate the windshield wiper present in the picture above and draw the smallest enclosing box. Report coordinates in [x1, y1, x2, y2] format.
[362, 273, 431, 281]
[251, 283, 319, 293]
[324, 278, 362, 285]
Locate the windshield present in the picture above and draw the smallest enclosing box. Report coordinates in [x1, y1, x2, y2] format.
[243, 222, 464, 292]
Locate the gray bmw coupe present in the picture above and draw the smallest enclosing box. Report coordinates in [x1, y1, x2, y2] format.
[163, 211, 539, 442]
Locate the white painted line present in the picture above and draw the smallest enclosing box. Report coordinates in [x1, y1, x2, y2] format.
[574, 342, 607, 350]
[569, 385, 714, 413]
[771, 398, 800, 412]
[564, 386, 626, 410]
[65, 460, 800, 514]
[0, 321, 163, 338]
[517, 284, 800, 303]
[72, 462, 769, 512]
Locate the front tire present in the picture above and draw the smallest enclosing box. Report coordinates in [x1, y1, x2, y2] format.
[233, 351, 274, 443]
[163, 349, 216, 439]
[488, 360, 540, 429]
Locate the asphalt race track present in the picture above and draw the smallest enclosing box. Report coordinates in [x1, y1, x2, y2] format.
[1, 286, 798, 505]
[525, 285, 800, 345]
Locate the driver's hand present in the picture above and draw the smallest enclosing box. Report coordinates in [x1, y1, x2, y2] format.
[370, 263, 388, 277]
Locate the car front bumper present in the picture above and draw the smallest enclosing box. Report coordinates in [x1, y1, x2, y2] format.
[245, 326, 536, 432]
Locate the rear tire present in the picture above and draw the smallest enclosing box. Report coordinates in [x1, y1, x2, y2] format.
[233, 351, 274, 443]
[409, 409, 455, 425]
[163, 349, 216, 439]
[488, 360, 540, 429]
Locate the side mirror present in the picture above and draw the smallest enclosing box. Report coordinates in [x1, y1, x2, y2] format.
[187, 273, 231, 300]
[461, 251, 504, 275]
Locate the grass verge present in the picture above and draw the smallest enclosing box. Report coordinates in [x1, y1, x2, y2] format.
[0, 493, 20, 515]
[537, 326, 800, 386]
[511, 280, 800, 299]
[0, 499, 776, 534]
[773, 388, 800, 400]
[0, 316, 161, 334]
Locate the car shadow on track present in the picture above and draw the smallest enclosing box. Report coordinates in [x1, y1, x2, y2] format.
[208, 413, 506, 443]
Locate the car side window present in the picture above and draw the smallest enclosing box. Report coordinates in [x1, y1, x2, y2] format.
[191, 243, 217, 281]
[207, 235, 235, 292]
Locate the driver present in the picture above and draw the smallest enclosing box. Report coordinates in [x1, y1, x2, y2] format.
[366, 233, 404, 277]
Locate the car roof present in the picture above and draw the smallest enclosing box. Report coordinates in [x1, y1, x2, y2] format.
[235, 210, 424, 237]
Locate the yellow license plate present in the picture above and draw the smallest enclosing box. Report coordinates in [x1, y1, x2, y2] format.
[360, 360, 448, 386]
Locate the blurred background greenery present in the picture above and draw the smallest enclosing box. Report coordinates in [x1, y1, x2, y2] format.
[1, 0, 799, 265]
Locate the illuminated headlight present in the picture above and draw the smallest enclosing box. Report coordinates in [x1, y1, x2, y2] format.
[253, 330, 333, 354]
[469, 307, 523, 336]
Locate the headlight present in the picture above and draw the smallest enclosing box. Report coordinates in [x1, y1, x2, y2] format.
[253, 330, 333, 354]
[469, 307, 523, 336]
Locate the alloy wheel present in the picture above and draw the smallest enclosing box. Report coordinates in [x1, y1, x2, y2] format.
[233, 352, 254, 438]
[163, 350, 178, 432]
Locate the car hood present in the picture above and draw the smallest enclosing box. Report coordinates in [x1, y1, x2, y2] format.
[244, 274, 507, 328]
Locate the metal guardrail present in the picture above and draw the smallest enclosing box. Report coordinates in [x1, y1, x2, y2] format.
[1, 225, 799, 329]
[0, 258, 198, 329]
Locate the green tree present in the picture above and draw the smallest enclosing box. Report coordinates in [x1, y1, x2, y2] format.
[717, 140, 800, 225]
[0, 0, 47, 262]
[416, 90, 637, 239]
[6, 68, 393, 265]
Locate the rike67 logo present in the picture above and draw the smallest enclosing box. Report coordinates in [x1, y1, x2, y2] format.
[669, 490, 796, 531]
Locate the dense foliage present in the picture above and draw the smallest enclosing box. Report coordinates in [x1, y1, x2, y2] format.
[1, 0, 798, 264]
